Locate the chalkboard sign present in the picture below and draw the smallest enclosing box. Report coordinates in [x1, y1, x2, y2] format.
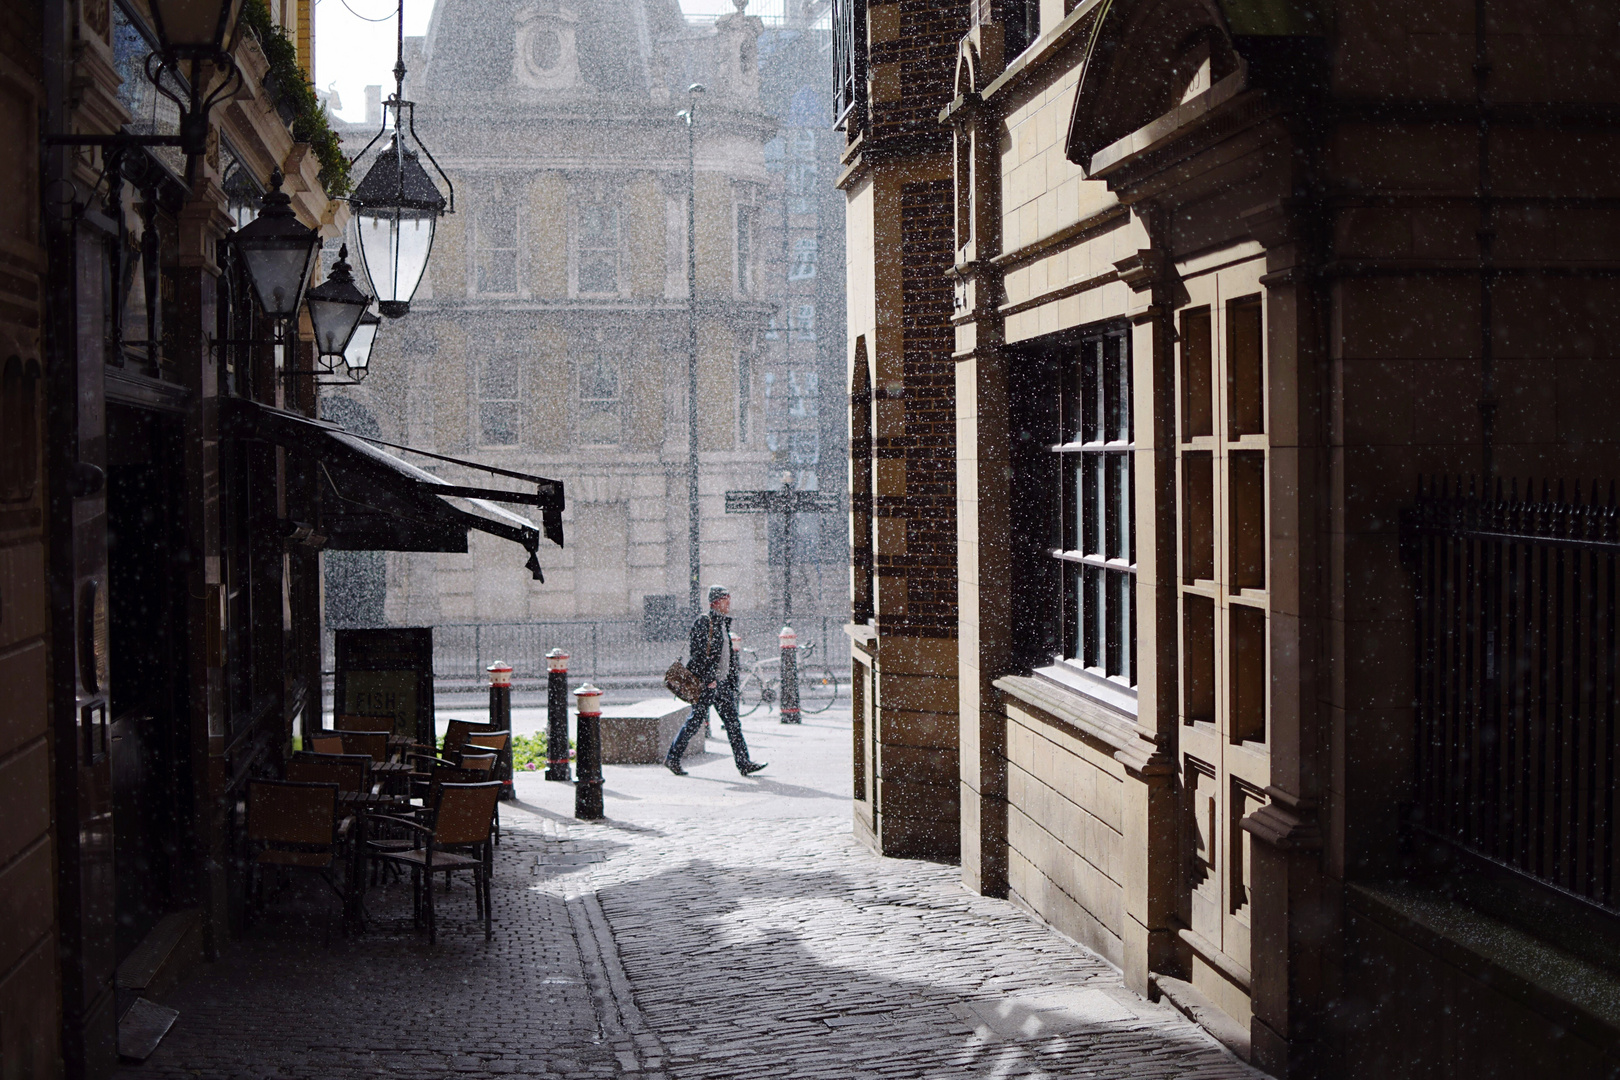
[332, 628, 435, 746]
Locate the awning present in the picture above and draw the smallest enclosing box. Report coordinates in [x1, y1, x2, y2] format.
[222, 399, 565, 581]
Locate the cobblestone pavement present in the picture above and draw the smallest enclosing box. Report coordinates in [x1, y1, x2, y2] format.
[123, 710, 1260, 1079]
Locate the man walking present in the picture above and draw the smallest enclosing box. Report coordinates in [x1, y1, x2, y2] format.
[666, 585, 767, 776]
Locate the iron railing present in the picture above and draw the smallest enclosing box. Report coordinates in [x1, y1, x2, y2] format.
[324, 613, 846, 690]
[1405, 477, 1620, 912]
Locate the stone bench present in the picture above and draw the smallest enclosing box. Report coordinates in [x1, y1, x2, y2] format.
[598, 697, 698, 764]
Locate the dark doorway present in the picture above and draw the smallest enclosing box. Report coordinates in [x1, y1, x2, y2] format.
[106, 403, 194, 963]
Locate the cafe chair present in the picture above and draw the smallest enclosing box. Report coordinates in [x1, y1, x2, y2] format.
[288, 751, 372, 796]
[370, 764, 490, 879]
[337, 713, 394, 734]
[367, 781, 501, 944]
[246, 779, 356, 937]
[339, 730, 390, 764]
[308, 732, 345, 755]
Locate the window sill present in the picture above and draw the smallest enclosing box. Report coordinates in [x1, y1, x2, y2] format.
[994, 671, 1138, 754]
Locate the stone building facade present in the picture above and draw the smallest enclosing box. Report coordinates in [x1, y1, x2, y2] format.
[1, 0, 363, 1075]
[838, 0, 969, 861]
[843, 0, 1620, 1075]
[325, 0, 821, 630]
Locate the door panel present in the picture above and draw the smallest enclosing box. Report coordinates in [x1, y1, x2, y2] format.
[1174, 256, 1270, 1000]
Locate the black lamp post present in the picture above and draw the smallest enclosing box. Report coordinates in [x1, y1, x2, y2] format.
[306, 244, 371, 363]
[234, 168, 322, 319]
[679, 83, 704, 615]
[347, 0, 453, 318]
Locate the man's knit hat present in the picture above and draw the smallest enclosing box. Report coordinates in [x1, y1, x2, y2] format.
[708, 584, 730, 605]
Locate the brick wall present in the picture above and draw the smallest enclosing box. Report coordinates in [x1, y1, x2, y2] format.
[872, 176, 957, 640]
[864, 1, 970, 150]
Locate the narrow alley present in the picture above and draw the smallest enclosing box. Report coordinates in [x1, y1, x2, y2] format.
[119, 711, 1257, 1080]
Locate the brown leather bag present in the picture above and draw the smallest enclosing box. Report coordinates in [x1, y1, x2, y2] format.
[664, 659, 703, 704]
[664, 616, 718, 703]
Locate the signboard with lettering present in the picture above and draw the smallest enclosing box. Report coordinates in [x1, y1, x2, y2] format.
[333, 628, 434, 745]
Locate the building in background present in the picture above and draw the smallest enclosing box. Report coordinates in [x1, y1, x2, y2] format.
[325, 0, 856, 639]
[843, 0, 1620, 1074]
[756, 5, 848, 616]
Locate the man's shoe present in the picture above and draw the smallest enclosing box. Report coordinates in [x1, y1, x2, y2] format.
[739, 760, 768, 776]
[665, 758, 688, 776]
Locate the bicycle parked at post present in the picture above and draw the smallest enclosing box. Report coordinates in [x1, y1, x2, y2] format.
[738, 639, 839, 716]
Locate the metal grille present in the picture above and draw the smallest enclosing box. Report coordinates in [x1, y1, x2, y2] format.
[1405, 477, 1620, 911]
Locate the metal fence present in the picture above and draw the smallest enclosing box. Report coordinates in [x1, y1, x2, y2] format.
[1404, 477, 1620, 912]
[324, 613, 847, 691]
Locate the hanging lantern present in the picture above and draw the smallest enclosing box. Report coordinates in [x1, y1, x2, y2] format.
[343, 307, 380, 379]
[147, 0, 242, 55]
[350, 139, 447, 318]
[305, 244, 371, 361]
[233, 168, 321, 319]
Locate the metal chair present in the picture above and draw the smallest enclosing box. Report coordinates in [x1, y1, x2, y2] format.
[337, 713, 394, 734]
[245, 779, 356, 935]
[308, 732, 345, 755]
[368, 781, 501, 943]
[339, 730, 390, 764]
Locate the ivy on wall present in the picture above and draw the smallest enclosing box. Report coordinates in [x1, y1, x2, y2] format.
[239, 0, 351, 196]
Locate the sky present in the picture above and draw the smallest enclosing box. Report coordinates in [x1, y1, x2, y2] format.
[313, 0, 742, 124]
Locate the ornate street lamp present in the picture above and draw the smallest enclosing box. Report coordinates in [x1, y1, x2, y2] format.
[306, 245, 371, 362]
[342, 308, 381, 380]
[347, 1, 453, 318]
[47, 0, 243, 158]
[147, 0, 243, 54]
[142, 0, 246, 156]
[234, 168, 322, 318]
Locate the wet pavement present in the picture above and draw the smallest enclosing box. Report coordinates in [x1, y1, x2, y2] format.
[121, 707, 1259, 1079]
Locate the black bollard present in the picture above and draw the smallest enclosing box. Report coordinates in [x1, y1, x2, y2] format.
[778, 626, 800, 724]
[486, 661, 514, 799]
[545, 648, 571, 781]
[574, 684, 604, 820]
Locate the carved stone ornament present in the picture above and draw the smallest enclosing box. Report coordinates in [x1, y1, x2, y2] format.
[514, 3, 581, 90]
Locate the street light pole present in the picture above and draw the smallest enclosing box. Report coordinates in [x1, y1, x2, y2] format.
[682, 84, 705, 616]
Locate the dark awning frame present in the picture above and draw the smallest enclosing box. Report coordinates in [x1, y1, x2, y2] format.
[223, 399, 565, 581]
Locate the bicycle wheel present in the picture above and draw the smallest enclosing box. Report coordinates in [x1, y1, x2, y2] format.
[802, 665, 839, 713]
[739, 672, 767, 716]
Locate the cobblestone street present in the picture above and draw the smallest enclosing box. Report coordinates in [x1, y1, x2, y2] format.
[122, 710, 1259, 1079]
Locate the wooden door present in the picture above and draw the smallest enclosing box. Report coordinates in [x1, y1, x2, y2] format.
[1173, 254, 1271, 1019]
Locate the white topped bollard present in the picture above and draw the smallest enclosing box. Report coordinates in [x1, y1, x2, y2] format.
[778, 625, 800, 725]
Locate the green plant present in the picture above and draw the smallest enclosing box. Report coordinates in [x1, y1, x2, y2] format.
[239, 0, 351, 196]
[512, 733, 549, 771]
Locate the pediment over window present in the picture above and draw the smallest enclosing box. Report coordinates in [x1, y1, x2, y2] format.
[1064, 0, 1327, 173]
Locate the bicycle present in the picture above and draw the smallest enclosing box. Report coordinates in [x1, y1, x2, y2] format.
[737, 639, 840, 716]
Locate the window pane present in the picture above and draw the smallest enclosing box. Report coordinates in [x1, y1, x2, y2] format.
[1081, 339, 1100, 444]
[578, 253, 616, 294]
[1105, 568, 1127, 677]
[1083, 564, 1102, 669]
[480, 402, 517, 446]
[1103, 334, 1123, 443]
[1106, 452, 1129, 561]
[477, 249, 517, 294]
[1081, 455, 1098, 555]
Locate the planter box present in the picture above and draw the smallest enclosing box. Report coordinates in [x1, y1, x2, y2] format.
[598, 698, 698, 764]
